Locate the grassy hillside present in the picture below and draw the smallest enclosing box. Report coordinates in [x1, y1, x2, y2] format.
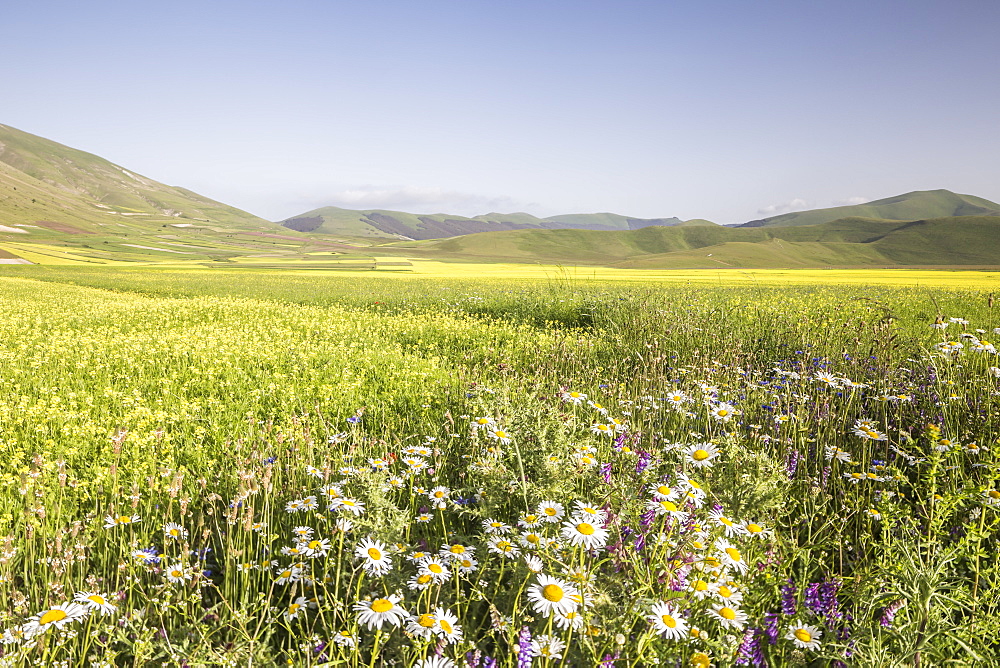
[386, 215, 1000, 268]
[0, 123, 275, 231]
[740, 189, 1000, 227]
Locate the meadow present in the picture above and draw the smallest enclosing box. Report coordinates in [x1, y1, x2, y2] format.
[0, 267, 997, 667]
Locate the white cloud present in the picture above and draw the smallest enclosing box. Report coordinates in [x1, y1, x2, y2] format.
[757, 198, 809, 216]
[323, 185, 537, 217]
[831, 196, 870, 206]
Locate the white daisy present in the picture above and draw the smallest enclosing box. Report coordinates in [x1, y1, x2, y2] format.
[355, 537, 392, 576]
[526, 574, 580, 616]
[72, 591, 117, 616]
[785, 620, 822, 650]
[353, 594, 408, 630]
[648, 601, 688, 640]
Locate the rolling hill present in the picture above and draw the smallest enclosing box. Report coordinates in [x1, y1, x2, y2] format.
[280, 205, 714, 240]
[383, 215, 1000, 268]
[738, 189, 1000, 227]
[0, 123, 276, 233]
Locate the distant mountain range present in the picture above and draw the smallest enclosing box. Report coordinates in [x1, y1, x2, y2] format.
[280, 206, 716, 240]
[2, 122, 1000, 269]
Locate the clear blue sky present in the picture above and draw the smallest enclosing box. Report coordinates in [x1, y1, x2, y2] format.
[3, 0, 998, 223]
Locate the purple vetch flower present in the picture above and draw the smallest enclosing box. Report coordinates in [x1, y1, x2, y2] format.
[482, 657, 498, 668]
[600, 652, 620, 667]
[634, 533, 646, 552]
[786, 449, 800, 478]
[880, 599, 906, 628]
[781, 579, 797, 615]
[805, 580, 843, 623]
[763, 611, 780, 645]
[465, 650, 481, 667]
[820, 465, 831, 488]
[640, 508, 656, 527]
[599, 462, 613, 483]
[517, 626, 534, 668]
[735, 628, 768, 666]
[636, 450, 652, 473]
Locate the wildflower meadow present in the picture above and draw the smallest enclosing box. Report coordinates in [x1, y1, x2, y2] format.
[0, 269, 997, 667]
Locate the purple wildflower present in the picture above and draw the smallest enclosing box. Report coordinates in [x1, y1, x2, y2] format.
[786, 449, 800, 478]
[517, 626, 534, 668]
[636, 450, 652, 473]
[599, 463, 613, 483]
[781, 579, 797, 615]
[600, 652, 620, 667]
[735, 628, 768, 667]
[763, 612, 780, 645]
[880, 599, 906, 628]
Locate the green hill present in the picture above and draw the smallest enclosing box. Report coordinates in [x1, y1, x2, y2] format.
[385, 215, 1000, 268]
[739, 189, 1000, 227]
[0, 123, 275, 232]
[280, 206, 694, 239]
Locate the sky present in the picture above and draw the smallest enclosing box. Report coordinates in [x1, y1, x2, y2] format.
[3, 0, 999, 224]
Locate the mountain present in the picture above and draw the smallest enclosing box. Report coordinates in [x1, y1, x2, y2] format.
[280, 205, 703, 239]
[383, 215, 1000, 268]
[739, 189, 1000, 227]
[0, 123, 275, 232]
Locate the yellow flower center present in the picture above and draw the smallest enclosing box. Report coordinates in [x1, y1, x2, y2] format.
[370, 599, 393, 613]
[439, 619, 453, 634]
[720, 607, 736, 620]
[434, 491, 444, 498]
[693, 580, 709, 591]
[692, 449, 710, 461]
[308, 540, 321, 549]
[794, 628, 812, 642]
[428, 563, 443, 573]
[544, 508, 557, 516]
[542, 584, 564, 602]
[118, 516, 132, 524]
[725, 547, 741, 561]
[417, 574, 432, 584]
[661, 501, 678, 512]
[657, 485, 671, 495]
[718, 586, 732, 597]
[280, 570, 291, 578]
[87, 595, 105, 605]
[39, 609, 67, 625]
[662, 614, 677, 628]
[449, 545, 465, 554]
[747, 523, 762, 533]
[526, 534, 540, 544]
[989, 490, 1000, 499]
[169, 529, 179, 536]
[417, 613, 435, 627]
[495, 431, 506, 438]
[171, 570, 182, 578]
[367, 548, 381, 560]
[577, 522, 595, 535]
[476, 418, 489, 424]
[717, 410, 728, 417]
[691, 652, 711, 668]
